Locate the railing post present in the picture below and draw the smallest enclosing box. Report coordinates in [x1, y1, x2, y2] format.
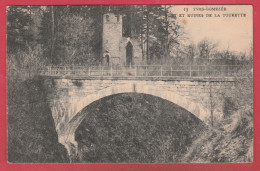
[160, 66, 163, 76]
[110, 65, 113, 76]
[208, 64, 211, 78]
[227, 65, 229, 77]
[88, 67, 90, 76]
[189, 65, 192, 77]
[48, 66, 51, 76]
[171, 66, 172, 76]
[135, 66, 137, 77]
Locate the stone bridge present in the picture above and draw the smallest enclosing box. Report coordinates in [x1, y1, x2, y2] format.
[43, 78, 236, 155]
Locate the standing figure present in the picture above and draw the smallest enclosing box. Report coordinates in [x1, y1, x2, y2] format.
[104, 50, 110, 66]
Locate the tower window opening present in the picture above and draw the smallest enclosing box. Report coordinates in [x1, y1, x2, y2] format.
[116, 15, 120, 22]
[122, 15, 131, 37]
[106, 15, 109, 22]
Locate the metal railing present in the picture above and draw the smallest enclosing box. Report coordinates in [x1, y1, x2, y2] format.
[38, 65, 249, 79]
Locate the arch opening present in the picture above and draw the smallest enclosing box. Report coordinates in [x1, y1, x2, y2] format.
[65, 88, 207, 139]
[72, 93, 207, 163]
[71, 92, 204, 129]
[56, 82, 209, 156]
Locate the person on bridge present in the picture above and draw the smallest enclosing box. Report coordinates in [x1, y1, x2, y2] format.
[104, 50, 110, 66]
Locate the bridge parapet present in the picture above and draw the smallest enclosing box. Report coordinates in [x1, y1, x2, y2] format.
[39, 65, 248, 81]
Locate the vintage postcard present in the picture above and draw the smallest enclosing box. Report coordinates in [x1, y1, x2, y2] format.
[6, 5, 253, 164]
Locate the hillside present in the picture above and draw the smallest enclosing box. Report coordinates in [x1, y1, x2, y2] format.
[7, 77, 69, 163]
[181, 106, 253, 163]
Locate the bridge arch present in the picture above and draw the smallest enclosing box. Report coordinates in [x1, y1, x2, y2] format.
[57, 81, 209, 152]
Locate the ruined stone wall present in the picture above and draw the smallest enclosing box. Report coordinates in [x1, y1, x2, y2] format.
[102, 13, 143, 66]
[119, 38, 143, 66]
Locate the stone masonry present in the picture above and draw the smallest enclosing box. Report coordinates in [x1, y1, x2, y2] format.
[44, 78, 235, 156]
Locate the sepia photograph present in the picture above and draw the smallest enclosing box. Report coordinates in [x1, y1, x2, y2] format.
[6, 5, 253, 163]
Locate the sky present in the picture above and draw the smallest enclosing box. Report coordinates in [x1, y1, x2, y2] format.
[170, 5, 253, 53]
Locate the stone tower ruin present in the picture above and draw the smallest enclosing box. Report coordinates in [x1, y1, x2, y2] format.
[102, 13, 142, 67]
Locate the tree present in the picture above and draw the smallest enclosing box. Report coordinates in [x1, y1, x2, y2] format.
[50, 6, 55, 64]
[197, 39, 218, 64]
[7, 6, 34, 53]
[187, 44, 196, 64]
[55, 15, 94, 64]
[40, 6, 95, 65]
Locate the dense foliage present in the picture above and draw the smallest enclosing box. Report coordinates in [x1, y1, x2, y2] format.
[7, 77, 69, 163]
[182, 106, 253, 163]
[182, 74, 253, 162]
[74, 93, 206, 163]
